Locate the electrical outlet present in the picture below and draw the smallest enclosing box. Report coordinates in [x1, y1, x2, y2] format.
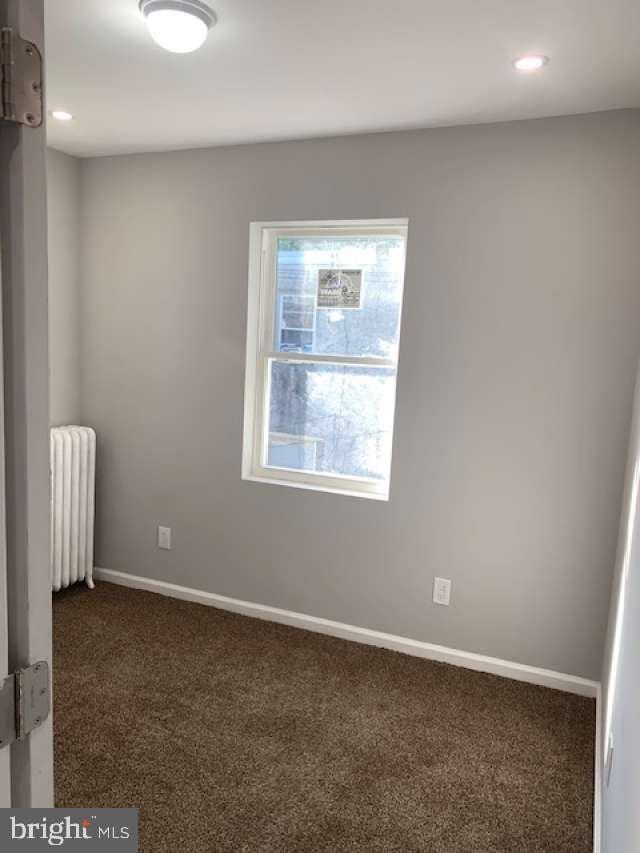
[433, 577, 451, 606]
[605, 733, 614, 787]
[158, 526, 171, 550]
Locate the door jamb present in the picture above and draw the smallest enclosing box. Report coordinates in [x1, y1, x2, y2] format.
[0, 0, 53, 808]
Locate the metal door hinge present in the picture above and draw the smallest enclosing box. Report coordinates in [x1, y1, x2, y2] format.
[0, 661, 50, 750]
[0, 27, 43, 127]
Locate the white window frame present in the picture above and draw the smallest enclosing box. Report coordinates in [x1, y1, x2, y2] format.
[242, 219, 409, 500]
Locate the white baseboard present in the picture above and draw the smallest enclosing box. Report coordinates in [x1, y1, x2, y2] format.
[593, 685, 602, 853]
[93, 567, 599, 699]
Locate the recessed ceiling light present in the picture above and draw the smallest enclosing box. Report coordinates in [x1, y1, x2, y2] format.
[513, 55, 549, 73]
[139, 0, 216, 54]
[50, 110, 74, 121]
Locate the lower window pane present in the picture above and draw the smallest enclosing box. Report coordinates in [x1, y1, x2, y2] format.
[266, 361, 395, 481]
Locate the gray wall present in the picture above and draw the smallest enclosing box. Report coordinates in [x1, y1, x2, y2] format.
[47, 147, 80, 426]
[79, 109, 640, 680]
[600, 360, 640, 852]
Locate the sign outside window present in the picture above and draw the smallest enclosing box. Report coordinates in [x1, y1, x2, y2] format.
[317, 269, 362, 309]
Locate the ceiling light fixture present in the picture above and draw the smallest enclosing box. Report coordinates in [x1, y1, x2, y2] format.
[513, 55, 549, 73]
[50, 110, 74, 121]
[139, 0, 216, 54]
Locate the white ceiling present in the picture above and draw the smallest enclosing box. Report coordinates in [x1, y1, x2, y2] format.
[45, 0, 640, 158]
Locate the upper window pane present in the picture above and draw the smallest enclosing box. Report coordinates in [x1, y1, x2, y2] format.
[273, 235, 405, 359]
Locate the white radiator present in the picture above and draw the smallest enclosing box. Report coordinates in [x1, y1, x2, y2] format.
[50, 426, 96, 591]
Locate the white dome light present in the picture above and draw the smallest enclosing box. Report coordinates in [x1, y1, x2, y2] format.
[139, 0, 216, 54]
[50, 110, 74, 121]
[513, 55, 549, 72]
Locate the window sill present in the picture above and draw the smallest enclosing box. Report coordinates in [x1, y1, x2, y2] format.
[242, 473, 390, 502]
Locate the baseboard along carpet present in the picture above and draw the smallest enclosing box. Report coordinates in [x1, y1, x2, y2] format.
[53, 582, 595, 852]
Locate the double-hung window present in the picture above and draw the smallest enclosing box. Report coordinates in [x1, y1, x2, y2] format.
[242, 219, 408, 500]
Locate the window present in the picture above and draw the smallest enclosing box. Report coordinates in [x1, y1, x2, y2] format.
[242, 219, 408, 500]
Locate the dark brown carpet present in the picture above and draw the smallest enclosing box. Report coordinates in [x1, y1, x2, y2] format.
[53, 582, 595, 852]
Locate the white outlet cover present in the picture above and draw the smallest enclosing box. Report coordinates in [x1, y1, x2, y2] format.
[433, 577, 451, 606]
[605, 733, 614, 787]
[158, 526, 171, 550]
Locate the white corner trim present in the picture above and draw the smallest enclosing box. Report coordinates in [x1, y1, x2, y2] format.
[593, 684, 602, 853]
[93, 567, 599, 699]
